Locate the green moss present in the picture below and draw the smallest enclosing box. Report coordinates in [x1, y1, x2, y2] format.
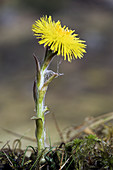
[1, 134, 113, 169]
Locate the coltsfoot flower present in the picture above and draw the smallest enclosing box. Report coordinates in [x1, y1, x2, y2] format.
[32, 15, 86, 62]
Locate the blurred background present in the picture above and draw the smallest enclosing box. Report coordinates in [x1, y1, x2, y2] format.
[0, 0, 113, 148]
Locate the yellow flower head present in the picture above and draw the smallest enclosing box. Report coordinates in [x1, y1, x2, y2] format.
[32, 16, 86, 62]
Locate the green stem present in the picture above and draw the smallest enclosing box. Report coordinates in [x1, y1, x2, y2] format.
[33, 48, 58, 152]
[35, 118, 45, 152]
[37, 69, 45, 119]
[36, 69, 46, 151]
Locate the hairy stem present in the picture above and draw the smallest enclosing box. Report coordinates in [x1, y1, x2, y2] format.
[36, 69, 46, 151]
[33, 48, 58, 152]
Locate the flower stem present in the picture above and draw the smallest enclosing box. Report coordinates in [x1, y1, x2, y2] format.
[32, 49, 58, 152]
[36, 69, 45, 151]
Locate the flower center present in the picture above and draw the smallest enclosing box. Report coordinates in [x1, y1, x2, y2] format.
[56, 25, 69, 37]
